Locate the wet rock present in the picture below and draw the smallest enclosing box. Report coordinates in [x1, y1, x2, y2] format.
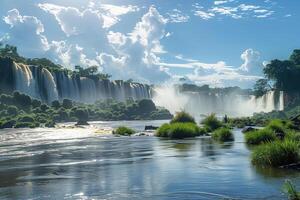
[145, 125, 158, 131]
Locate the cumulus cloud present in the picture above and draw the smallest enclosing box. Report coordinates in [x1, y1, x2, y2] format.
[47, 41, 100, 68]
[100, 6, 170, 83]
[2, 9, 49, 57]
[239, 49, 263, 75]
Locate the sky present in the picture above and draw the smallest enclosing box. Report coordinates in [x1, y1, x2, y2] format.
[0, 0, 299, 88]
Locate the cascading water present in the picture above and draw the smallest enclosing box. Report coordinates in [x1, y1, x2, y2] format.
[12, 62, 38, 98]
[7, 62, 151, 104]
[153, 85, 284, 117]
[41, 68, 59, 104]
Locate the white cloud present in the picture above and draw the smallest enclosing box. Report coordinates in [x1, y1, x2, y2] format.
[167, 9, 190, 23]
[107, 31, 127, 46]
[239, 49, 263, 76]
[255, 11, 274, 18]
[193, 1, 276, 20]
[2, 9, 49, 57]
[155, 49, 264, 87]
[99, 6, 170, 83]
[48, 41, 100, 68]
[214, 0, 235, 5]
[194, 10, 215, 20]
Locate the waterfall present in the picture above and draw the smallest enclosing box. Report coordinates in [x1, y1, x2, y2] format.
[79, 77, 97, 103]
[153, 85, 284, 117]
[5, 61, 153, 104]
[279, 91, 284, 111]
[12, 62, 37, 98]
[41, 68, 59, 103]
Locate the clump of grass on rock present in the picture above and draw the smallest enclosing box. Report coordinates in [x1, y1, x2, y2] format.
[156, 122, 204, 139]
[211, 128, 234, 142]
[170, 111, 196, 124]
[113, 126, 135, 136]
[245, 128, 277, 145]
[251, 139, 299, 167]
[201, 114, 223, 132]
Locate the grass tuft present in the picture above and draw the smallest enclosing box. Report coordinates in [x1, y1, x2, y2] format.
[201, 113, 223, 132]
[156, 122, 206, 139]
[113, 126, 135, 136]
[251, 139, 299, 167]
[170, 111, 196, 124]
[245, 128, 276, 145]
[211, 128, 234, 142]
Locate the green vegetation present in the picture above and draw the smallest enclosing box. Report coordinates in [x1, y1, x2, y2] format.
[170, 111, 196, 124]
[282, 180, 300, 200]
[0, 44, 110, 80]
[201, 114, 223, 132]
[0, 91, 172, 129]
[245, 129, 276, 145]
[113, 126, 135, 136]
[156, 122, 205, 139]
[156, 112, 206, 139]
[251, 140, 299, 167]
[211, 128, 234, 142]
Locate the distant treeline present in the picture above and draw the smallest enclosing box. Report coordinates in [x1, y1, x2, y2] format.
[0, 91, 172, 129]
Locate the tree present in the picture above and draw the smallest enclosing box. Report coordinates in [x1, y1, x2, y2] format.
[40, 104, 49, 112]
[51, 100, 60, 109]
[253, 79, 271, 97]
[138, 99, 156, 113]
[74, 109, 89, 125]
[13, 91, 32, 108]
[32, 99, 41, 108]
[290, 49, 300, 65]
[7, 105, 18, 116]
[263, 59, 298, 91]
[62, 99, 73, 109]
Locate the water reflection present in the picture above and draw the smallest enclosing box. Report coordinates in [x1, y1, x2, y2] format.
[0, 121, 299, 200]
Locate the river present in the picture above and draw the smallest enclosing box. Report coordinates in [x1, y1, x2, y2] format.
[0, 120, 299, 200]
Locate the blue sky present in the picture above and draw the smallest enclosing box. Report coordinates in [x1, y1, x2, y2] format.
[0, 0, 299, 88]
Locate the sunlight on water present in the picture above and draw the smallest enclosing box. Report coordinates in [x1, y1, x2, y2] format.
[0, 121, 298, 200]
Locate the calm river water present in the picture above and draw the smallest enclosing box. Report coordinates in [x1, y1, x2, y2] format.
[0, 120, 299, 200]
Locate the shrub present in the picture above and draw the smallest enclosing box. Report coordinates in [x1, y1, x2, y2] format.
[211, 128, 234, 142]
[45, 120, 56, 128]
[6, 105, 18, 116]
[51, 100, 60, 109]
[252, 140, 299, 167]
[113, 126, 135, 136]
[156, 123, 205, 139]
[0, 119, 15, 128]
[62, 99, 73, 109]
[13, 91, 32, 108]
[170, 111, 195, 124]
[15, 122, 39, 128]
[31, 99, 41, 108]
[267, 119, 286, 133]
[74, 109, 89, 125]
[156, 123, 171, 137]
[245, 128, 276, 145]
[18, 115, 35, 123]
[201, 113, 223, 131]
[286, 131, 300, 142]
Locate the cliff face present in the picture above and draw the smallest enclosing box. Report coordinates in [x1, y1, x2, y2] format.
[0, 58, 152, 103]
[284, 92, 300, 108]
